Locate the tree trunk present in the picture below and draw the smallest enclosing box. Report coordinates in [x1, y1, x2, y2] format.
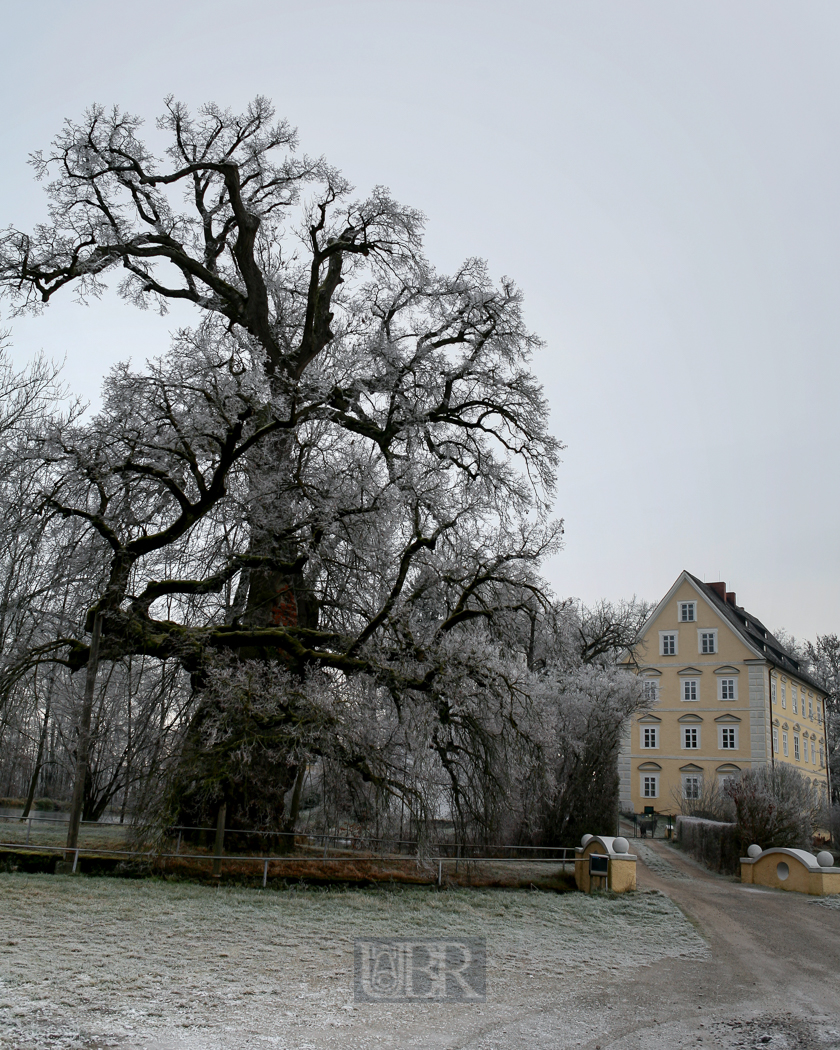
[66, 611, 102, 854]
[119, 683, 132, 824]
[278, 764, 307, 853]
[21, 688, 52, 820]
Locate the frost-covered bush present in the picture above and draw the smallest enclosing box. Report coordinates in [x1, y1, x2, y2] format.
[725, 765, 817, 850]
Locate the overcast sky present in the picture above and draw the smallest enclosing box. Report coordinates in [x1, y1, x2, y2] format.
[2, 1, 838, 640]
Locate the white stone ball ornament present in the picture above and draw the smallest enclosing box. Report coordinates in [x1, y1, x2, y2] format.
[817, 851, 834, 868]
[747, 844, 762, 859]
[613, 837, 629, 855]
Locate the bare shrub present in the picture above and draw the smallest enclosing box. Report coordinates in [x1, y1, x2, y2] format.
[669, 777, 736, 823]
[725, 765, 817, 850]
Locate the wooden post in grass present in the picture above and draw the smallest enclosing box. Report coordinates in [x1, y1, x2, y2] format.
[212, 800, 226, 877]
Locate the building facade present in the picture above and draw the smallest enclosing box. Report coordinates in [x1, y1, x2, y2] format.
[620, 571, 831, 814]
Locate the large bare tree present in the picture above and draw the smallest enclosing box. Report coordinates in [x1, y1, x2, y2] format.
[0, 99, 562, 836]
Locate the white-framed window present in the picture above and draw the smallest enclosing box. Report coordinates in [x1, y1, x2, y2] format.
[679, 601, 696, 622]
[811, 740, 816, 764]
[641, 726, 659, 749]
[719, 726, 738, 749]
[682, 679, 699, 702]
[683, 726, 700, 749]
[660, 632, 677, 656]
[699, 630, 717, 655]
[781, 684, 787, 709]
[793, 735, 800, 761]
[808, 697, 813, 720]
[641, 679, 659, 703]
[719, 773, 738, 793]
[682, 775, 701, 800]
[771, 679, 777, 704]
[719, 677, 737, 701]
[773, 727, 779, 754]
[820, 743, 825, 768]
[792, 686, 798, 715]
[818, 703, 823, 725]
[782, 731, 789, 756]
[642, 775, 659, 799]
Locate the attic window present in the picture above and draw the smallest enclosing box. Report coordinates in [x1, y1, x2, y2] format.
[679, 602, 696, 622]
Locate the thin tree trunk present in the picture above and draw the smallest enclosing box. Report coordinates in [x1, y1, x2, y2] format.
[66, 611, 102, 855]
[279, 764, 307, 854]
[21, 686, 52, 820]
[119, 673, 132, 824]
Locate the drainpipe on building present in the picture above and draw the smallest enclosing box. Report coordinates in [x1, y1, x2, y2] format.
[768, 663, 775, 770]
[822, 696, 833, 803]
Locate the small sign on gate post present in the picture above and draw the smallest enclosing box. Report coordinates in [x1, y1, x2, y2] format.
[588, 853, 609, 891]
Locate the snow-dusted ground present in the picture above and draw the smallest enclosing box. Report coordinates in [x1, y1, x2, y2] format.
[811, 894, 840, 910]
[0, 873, 707, 1049]
[627, 841, 689, 880]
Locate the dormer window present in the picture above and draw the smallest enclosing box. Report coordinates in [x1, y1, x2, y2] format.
[679, 602, 696, 622]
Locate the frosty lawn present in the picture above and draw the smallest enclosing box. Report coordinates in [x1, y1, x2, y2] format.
[0, 873, 707, 1050]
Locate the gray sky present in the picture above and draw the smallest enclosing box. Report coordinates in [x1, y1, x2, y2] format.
[2, 1, 838, 641]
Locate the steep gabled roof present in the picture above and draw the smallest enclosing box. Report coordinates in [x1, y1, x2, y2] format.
[683, 572, 825, 693]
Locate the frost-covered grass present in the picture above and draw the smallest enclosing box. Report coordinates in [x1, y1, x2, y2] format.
[632, 841, 691, 880]
[0, 873, 707, 1050]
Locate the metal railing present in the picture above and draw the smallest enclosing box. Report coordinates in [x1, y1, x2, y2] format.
[0, 813, 575, 886]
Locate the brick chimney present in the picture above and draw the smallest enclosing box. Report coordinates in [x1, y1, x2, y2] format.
[725, 592, 737, 607]
[708, 582, 726, 601]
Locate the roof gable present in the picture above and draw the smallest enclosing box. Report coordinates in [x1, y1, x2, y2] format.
[630, 571, 763, 662]
[627, 571, 827, 694]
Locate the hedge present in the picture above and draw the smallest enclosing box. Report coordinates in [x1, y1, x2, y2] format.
[676, 815, 741, 875]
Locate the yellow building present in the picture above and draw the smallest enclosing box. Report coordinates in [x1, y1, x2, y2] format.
[620, 571, 831, 815]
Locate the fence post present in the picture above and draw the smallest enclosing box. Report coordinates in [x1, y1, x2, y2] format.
[212, 802, 226, 878]
[438, 860, 442, 887]
[72, 849, 79, 873]
[26, 818, 32, 846]
[175, 829, 182, 854]
[263, 859, 269, 888]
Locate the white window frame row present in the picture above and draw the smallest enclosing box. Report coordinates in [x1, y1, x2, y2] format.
[772, 675, 823, 726]
[640, 673, 739, 703]
[639, 771, 742, 802]
[658, 629, 719, 656]
[639, 724, 739, 749]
